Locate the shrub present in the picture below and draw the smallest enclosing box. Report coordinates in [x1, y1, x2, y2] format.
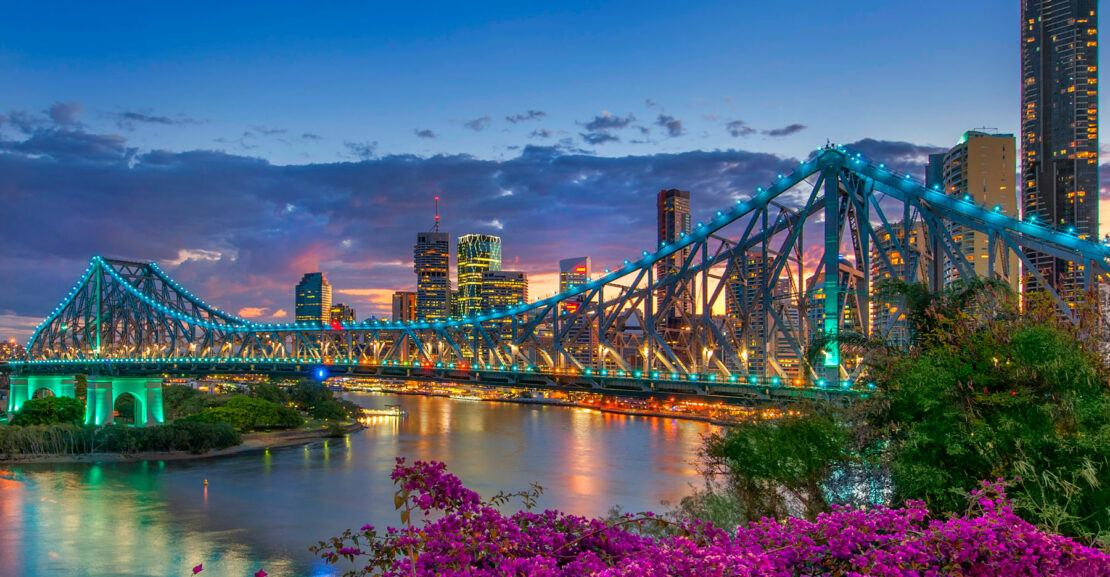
[10, 396, 85, 426]
[181, 395, 303, 430]
[313, 461, 1110, 576]
[0, 422, 240, 456]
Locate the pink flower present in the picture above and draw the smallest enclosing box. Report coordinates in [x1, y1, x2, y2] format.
[191, 564, 203, 574]
[254, 570, 267, 577]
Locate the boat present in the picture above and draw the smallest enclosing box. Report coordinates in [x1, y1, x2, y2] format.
[361, 405, 407, 417]
[449, 394, 484, 402]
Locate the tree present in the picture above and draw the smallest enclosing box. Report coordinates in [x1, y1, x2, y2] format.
[10, 396, 85, 426]
[182, 395, 303, 430]
[74, 374, 87, 401]
[249, 383, 288, 405]
[694, 411, 849, 523]
[870, 284, 1110, 545]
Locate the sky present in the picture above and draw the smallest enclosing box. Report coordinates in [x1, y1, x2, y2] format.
[0, 0, 1107, 342]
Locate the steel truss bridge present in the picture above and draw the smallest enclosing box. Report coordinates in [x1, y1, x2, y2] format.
[10, 145, 1110, 422]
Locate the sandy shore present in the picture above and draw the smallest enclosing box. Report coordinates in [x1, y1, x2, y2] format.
[0, 423, 364, 465]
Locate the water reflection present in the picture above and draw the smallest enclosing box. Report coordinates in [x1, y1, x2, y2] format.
[1, 392, 712, 576]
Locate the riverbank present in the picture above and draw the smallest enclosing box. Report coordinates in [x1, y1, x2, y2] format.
[359, 388, 739, 426]
[0, 422, 364, 465]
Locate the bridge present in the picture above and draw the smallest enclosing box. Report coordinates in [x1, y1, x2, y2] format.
[8, 145, 1110, 425]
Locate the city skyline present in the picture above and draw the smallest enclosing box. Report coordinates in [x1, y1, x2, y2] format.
[0, 1, 1107, 341]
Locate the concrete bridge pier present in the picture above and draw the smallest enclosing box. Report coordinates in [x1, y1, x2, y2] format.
[6, 375, 77, 420]
[85, 376, 165, 427]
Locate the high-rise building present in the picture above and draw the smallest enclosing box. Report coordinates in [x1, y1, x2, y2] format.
[1021, 0, 1099, 298]
[295, 272, 332, 325]
[940, 131, 1020, 292]
[870, 221, 931, 348]
[414, 231, 450, 321]
[392, 291, 417, 322]
[925, 153, 946, 189]
[558, 257, 595, 366]
[330, 303, 356, 324]
[457, 234, 501, 316]
[559, 257, 591, 294]
[481, 271, 527, 337]
[725, 252, 800, 378]
[481, 271, 527, 312]
[449, 289, 462, 318]
[656, 189, 693, 323]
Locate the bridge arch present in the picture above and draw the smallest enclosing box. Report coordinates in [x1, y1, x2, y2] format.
[11, 145, 1110, 401]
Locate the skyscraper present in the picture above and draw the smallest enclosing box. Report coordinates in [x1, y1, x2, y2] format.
[295, 272, 332, 325]
[414, 231, 450, 321]
[656, 189, 692, 323]
[940, 131, 1020, 292]
[1021, 0, 1099, 297]
[457, 234, 501, 316]
[559, 256, 595, 365]
[481, 271, 528, 312]
[330, 303, 356, 324]
[392, 291, 417, 322]
[559, 256, 591, 294]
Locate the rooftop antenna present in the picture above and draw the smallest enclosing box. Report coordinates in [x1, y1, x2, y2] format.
[433, 196, 440, 232]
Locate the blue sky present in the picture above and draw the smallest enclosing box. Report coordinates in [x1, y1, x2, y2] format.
[0, 0, 1105, 340]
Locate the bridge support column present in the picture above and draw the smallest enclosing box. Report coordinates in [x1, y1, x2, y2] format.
[85, 377, 115, 426]
[6, 377, 29, 419]
[8, 376, 77, 420]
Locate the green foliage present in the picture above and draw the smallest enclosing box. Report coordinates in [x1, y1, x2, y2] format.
[10, 396, 85, 426]
[114, 394, 135, 422]
[73, 374, 87, 401]
[289, 381, 360, 421]
[698, 411, 849, 522]
[162, 384, 201, 418]
[0, 422, 240, 456]
[181, 395, 303, 430]
[250, 383, 288, 405]
[324, 421, 348, 437]
[870, 282, 1110, 545]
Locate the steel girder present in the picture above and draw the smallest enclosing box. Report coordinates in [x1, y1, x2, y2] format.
[19, 146, 1110, 392]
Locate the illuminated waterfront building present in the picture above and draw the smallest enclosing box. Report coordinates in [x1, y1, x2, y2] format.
[295, 272, 332, 325]
[481, 271, 527, 337]
[725, 252, 801, 378]
[1021, 0, 1099, 299]
[559, 256, 591, 294]
[0, 338, 26, 361]
[939, 131, 1020, 292]
[656, 189, 693, 324]
[457, 234, 501, 316]
[330, 303, 356, 324]
[392, 291, 417, 322]
[414, 231, 451, 321]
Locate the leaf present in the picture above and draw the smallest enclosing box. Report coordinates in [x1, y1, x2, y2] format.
[394, 492, 404, 510]
[400, 510, 410, 526]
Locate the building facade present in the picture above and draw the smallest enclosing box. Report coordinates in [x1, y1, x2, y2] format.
[870, 221, 931, 348]
[457, 234, 502, 316]
[392, 291, 417, 322]
[295, 272, 332, 325]
[656, 189, 693, 325]
[480, 271, 528, 312]
[330, 303, 356, 324]
[414, 231, 451, 321]
[1021, 0, 1099, 298]
[940, 131, 1020, 292]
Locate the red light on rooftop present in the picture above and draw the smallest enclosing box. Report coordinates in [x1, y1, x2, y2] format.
[574, 266, 587, 273]
[330, 319, 344, 331]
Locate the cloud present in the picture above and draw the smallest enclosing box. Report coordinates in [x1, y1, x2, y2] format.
[47, 101, 85, 127]
[581, 132, 620, 145]
[0, 129, 132, 163]
[116, 111, 205, 131]
[301, 132, 323, 141]
[726, 120, 756, 137]
[656, 114, 684, 137]
[762, 123, 807, 137]
[0, 121, 802, 338]
[238, 307, 270, 318]
[249, 125, 287, 136]
[464, 116, 492, 131]
[841, 138, 946, 176]
[7, 110, 42, 133]
[505, 110, 546, 123]
[273, 309, 288, 318]
[414, 128, 436, 139]
[344, 140, 378, 160]
[645, 99, 658, 108]
[530, 128, 553, 139]
[582, 112, 634, 132]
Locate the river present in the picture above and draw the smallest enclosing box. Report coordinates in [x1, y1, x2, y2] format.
[0, 392, 714, 577]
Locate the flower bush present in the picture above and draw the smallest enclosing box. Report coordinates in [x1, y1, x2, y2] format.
[313, 459, 1110, 576]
